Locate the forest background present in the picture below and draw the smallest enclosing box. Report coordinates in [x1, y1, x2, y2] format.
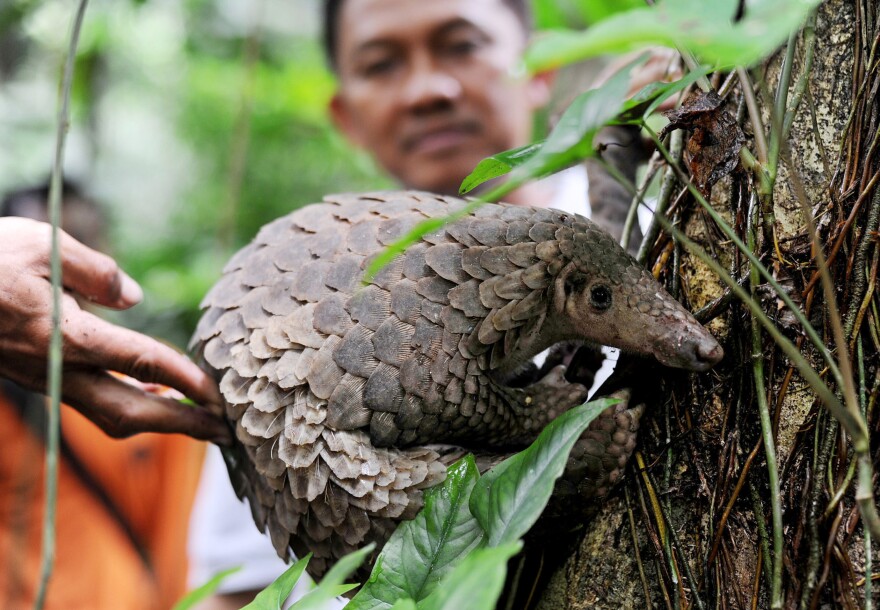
[0, 0, 612, 347]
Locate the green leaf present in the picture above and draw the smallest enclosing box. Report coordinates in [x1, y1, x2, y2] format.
[459, 59, 636, 194]
[469, 398, 620, 547]
[389, 600, 418, 610]
[612, 69, 709, 124]
[242, 555, 312, 610]
[288, 544, 375, 610]
[348, 457, 485, 610]
[458, 143, 543, 195]
[417, 543, 522, 610]
[526, 0, 821, 71]
[171, 567, 241, 610]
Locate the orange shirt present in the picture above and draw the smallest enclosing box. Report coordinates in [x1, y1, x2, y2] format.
[0, 389, 205, 610]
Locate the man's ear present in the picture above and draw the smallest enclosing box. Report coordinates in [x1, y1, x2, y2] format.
[329, 93, 366, 148]
[526, 69, 556, 109]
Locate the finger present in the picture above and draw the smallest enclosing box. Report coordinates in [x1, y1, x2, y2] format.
[56, 230, 143, 309]
[63, 310, 224, 408]
[63, 369, 232, 445]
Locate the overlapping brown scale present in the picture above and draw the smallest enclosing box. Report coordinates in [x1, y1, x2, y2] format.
[348, 285, 392, 330]
[326, 374, 371, 430]
[480, 247, 519, 275]
[305, 335, 344, 399]
[239, 287, 273, 329]
[266, 243, 312, 272]
[491, 271, 532, 301]
[275, 304, 324, 349]
[248, 329, 277, 360]
[424, 243, 468, 283]
[363, 363, 404, 412]
[448, 279, 489, 317]
[333, 324, 378, 378]
[347, 220, 381, 255]
[203, 336, 234, 370]
[377, 213, 426, 246]
[229, 342, 263, 377]
[461, 247, 493, 280]
[241, 407, 284, 440]
[277, 433, 323, 469]
[415, 276, 454, 304]
[443, 220, 479, 247]
[323, 255, 362, 294]
[201, 274, 250, 309]
[372, 318, 415, 366]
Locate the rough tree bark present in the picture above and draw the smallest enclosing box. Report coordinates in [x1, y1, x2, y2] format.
[536, 1, 880, 608]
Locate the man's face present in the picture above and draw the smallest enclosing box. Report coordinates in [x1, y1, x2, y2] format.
[330, 0, 550, 195]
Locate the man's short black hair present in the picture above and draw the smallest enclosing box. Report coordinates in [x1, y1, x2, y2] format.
[1, 179, 106, 248]
[322, 0, 531, 71]
[0, 179, 84, 218]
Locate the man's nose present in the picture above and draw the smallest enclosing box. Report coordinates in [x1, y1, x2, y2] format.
[402, 58, 463, 112]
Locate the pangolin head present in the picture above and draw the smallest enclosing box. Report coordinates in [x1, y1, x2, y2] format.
[551, 221, 723, 372]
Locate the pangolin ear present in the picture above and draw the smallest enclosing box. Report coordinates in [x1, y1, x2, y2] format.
[553, 263, 576, 315]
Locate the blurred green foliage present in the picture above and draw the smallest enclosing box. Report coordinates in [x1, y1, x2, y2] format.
[0, 0, 391, 346]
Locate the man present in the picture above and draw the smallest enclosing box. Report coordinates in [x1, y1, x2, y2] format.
[0, 182, 214, 609]
[325, 0, 555, 207]
[187, 0, 609, 607]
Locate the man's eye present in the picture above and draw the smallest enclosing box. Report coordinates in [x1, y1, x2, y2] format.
[361, 58, 397, 77]
[444, 39, 480, 57]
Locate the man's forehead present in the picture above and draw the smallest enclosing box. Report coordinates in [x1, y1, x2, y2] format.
[337, 0, 519, 49]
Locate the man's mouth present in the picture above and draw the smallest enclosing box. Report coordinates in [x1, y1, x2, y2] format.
[403, 123, 480, 156]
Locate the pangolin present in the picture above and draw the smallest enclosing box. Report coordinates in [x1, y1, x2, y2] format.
[191, 190, 723, 576]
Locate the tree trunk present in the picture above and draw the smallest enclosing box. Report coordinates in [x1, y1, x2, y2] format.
[537, 1, 880, 608]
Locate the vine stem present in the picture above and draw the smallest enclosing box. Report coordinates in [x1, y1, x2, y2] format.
[747, 191, 783, 609]
[35, 0, 90, 608]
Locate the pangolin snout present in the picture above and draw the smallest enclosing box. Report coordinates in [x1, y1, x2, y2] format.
[685, 334, 724, 372]
[654, 331, 724, 371]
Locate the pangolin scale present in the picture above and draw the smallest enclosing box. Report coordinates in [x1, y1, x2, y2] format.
[191, 190, 722, 576]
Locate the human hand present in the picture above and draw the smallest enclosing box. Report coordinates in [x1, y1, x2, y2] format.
[0, 217, 231, 444]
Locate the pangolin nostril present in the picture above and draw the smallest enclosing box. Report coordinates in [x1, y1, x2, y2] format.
[698, 340, 724, 365]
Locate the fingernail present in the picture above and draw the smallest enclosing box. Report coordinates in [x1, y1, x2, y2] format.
[118, 272, 144, 306]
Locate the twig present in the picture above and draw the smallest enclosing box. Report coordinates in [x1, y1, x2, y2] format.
[737, 67, 769, 165]
[747, 190, 784, 610]
[636, 131, 683, 265]
[35, 1, 90, 608]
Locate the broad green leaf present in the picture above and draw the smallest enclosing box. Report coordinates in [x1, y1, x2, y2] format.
[171, 567, 240, 610]
[458, 143, 542, 195]
[527, 0, 821, 71]
[459, 58, 636, 194]
[389, 600, 418, 610]
[348, 457, 484, 610]
[243, 555, 311, 610]
[532, 0, 643, 29]
[469, 398, 620, 547]
[417, 543, 522, 610]
[288, 544, 375, 610]
[612, 69, 709, 124]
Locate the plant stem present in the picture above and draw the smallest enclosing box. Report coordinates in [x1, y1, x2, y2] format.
[35, 1, 89, 608]
[636, 131, 683, 265]
[747, 192, 783, 609]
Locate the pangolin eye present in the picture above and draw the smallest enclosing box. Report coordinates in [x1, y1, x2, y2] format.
[590, 284, 613, 310]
